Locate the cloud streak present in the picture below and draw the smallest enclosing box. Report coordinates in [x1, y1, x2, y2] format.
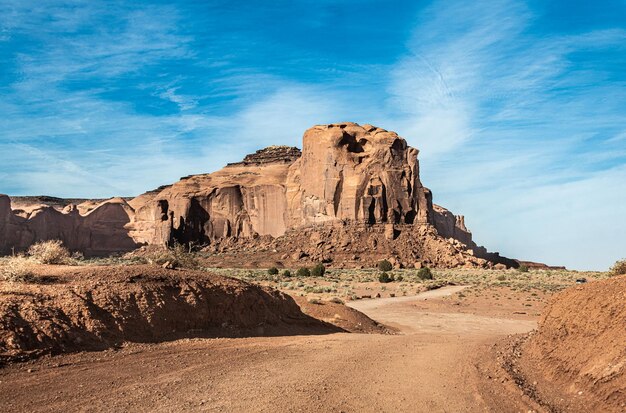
[378, 0, 626, 270]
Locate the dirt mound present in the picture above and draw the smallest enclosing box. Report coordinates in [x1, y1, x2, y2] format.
[0, 265, 338, 364]
[518, 276, 626, 412]
[294, 296, 393, 334]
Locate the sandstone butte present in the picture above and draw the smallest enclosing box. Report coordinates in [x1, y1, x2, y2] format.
[0, 123, 516, 268]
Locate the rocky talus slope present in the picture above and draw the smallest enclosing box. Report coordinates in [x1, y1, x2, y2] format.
[1, 123, 514, 267]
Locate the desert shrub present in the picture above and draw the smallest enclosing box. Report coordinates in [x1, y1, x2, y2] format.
[377, 260, 393, 272]
[379, 272, 392, 283]
[172, 243, 199, 268]
[328, 297, 344, 304]
[610, 259, 626, 276]
[147, 243, 198, 269]
[417, 267, 433, 280]
[71, 251, 84, 260]
[296, 267, 310, 277]
[497, 274, 506, 281]
[267, 267, 279, 275]
[1, 256, 34, 282]
[517, 264, 529, 273]
[307, 298, 323, 305]
[28, 240, 70, 264]
[395, 275, 403, 282]
[282, 269, 292, 278]
[311, 263, 325, 277]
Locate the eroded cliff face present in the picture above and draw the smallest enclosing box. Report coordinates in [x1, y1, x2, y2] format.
[1, 123, 514, 267]
[0, 196, 137, 256]
[131, 159, 293, 245]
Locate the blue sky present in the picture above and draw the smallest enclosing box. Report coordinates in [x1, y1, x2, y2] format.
[1, 0, 625, 270]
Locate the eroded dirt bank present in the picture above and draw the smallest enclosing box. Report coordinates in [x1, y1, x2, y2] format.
[512, 275, 626, 413]
[0, 265, 338, 364]
[0, 285, 542, 412]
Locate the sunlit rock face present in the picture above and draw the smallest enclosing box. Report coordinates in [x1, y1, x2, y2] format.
[286, 123, 431, 227]
[131, 147, 297, 245]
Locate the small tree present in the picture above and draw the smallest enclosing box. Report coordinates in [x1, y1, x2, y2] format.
[379, 272, 392, 283]
[282, 269, 292, 278]
[296, 267, 311, 277]
[267, 267, 279, 275]
[311, 263, 325, 277]
[417, 267, 433, 280]
[378, 259, 393, 272]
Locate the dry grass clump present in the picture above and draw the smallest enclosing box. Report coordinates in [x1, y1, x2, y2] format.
[28, 240, 70, 264]
[1, 256, 35, 282]
[145, 243, 198, 269]
[610, 259, 626, 276]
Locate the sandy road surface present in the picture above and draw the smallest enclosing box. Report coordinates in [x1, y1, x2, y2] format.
[0, 286, 537, 412]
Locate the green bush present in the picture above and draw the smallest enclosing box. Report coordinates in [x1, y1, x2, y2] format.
[610, 259, 626, 276]
[282, 269, 292, 277]
[379, 272, 392, 283]
[311, 263, 325, 277]
[296, 267, 310, 277]
[268, 267, 279, 275]
[517, 264, 529, 273]
[417, 267, 433, 280]
[377, 260, 393, 272]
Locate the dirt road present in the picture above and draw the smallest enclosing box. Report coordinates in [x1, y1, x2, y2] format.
[0, 286, 537, 412]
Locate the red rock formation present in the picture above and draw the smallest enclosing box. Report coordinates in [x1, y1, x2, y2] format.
[432, 204, 473, 246]
[1, 123, 515, 267]
[0, 195, 136, 256]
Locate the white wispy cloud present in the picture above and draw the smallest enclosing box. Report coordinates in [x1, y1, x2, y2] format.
[377, 0, 626, 270]
[158, 87, 198, 111]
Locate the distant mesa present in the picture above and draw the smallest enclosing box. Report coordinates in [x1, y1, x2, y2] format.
[1, 122, 518, 268]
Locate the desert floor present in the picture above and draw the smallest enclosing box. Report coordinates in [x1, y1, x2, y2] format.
[0, 282, 550, 412]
